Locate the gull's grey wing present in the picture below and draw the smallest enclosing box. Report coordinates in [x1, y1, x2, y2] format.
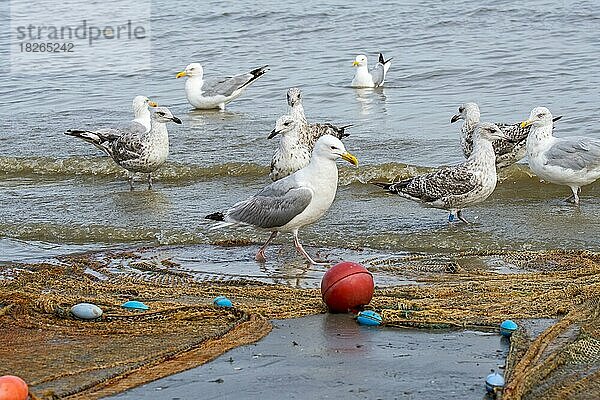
[226, 178, 313, 229]
[202, 65, 268, 97]
[388, 165, 477, 202]
[370, 63, 385, 87]
[545, 137, 600, 171]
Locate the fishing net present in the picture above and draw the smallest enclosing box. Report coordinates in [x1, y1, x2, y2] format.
[1, 248, 599, 399]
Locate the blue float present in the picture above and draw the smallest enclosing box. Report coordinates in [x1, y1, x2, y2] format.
[213, 296, 233, 308]
[356, 310, 382, 326]
[500, 319, 518, 337]
[121, 300, 149, 311]
[485, 370, 505, 393]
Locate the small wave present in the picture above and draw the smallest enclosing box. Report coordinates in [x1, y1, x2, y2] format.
[0, 222, 206, 246]
[0, 156, 269, 182]
[0, 156, 562, 187]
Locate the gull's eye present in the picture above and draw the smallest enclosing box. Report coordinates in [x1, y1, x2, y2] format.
[283, 121, 291, 126]
[330, 146, 337, 150]
[537, 113, 544, 118]
[459, 107, 464, 113]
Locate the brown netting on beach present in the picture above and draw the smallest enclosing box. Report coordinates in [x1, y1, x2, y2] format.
[1, 249, 599, 399]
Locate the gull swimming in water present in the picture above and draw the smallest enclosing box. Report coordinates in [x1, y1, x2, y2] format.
[132, 95, 158, 132]
[206, 135, 358, 264]
[451, 102, 562, 168]
[521, 106, 600, 205]
[176, 63, 269, 110]
[268, 115, 311, 182]
[286, 87, 351, 149]
[351, 53, 392, 88]
[374, 123, 506, 223]
[65, 107, 182, 190]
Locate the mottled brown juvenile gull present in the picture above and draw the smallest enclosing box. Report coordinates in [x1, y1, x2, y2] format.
[351, 53, 391, 88]
[286, 87, 351, 149]
[176, 63, 268, 110]
[521, 106, 600, 205]
[65, 107, 182, 190]
[206, 135, 358, 265]
[451, 102, 562, 168]
[374, 123, 506, 223]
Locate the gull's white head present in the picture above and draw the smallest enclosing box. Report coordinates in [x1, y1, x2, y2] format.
[268, 115, 298, 139]
[313, 134, 358, 166]
[520, 107, 553, 129]
[451, 102, 480, 123]
[287, 87, 303, 107]
[132, 96, 158, 113]
[473, 122, 506, 142]
[352, 54, 368, 68]
[152, 107, 182, 124]
[176, 63, 203, 79]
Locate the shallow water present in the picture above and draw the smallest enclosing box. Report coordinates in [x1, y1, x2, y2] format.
[2, 0, 600, 264]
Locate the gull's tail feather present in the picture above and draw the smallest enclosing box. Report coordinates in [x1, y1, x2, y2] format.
[552, 116, 563, 123]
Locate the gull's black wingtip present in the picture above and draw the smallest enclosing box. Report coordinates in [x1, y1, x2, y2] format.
[371, 181, 393, 190]
[378, 53, 392, 65]
[205, 212, 225, 221]
[251, 65, 270, 77]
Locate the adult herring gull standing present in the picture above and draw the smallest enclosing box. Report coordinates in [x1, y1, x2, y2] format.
[176, 63, 269, 110]
[374, 123, 506, 223]
[287, 87, 351, 149]
[65, 107, 182, 190]
[351, 53, 392, 88]
[451, 102, 562, 168]
[521, 106, 600, 204]
[206, 135, 358, 264]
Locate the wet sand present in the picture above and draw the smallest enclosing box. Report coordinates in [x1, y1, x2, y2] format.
[108, 314, 508, 400]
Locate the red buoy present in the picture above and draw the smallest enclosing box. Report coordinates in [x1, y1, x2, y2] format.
[0, 375, 28, 400]
[321, 261, 374, 313]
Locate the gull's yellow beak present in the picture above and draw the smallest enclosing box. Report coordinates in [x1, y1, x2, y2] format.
[520, 120, 533, 128]
[148, 100, 158, 107]
[176, 71, 187, 79]
[341, 151, 359, 166]
[352, 61, 360, 67]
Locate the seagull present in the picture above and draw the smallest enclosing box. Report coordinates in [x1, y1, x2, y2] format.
[268, 115, 311, 182]
[521, 106, 600, 205]
[373, 123, 506, 223]
[131, 95, 158, 132]
[351, 53, 392, 88]
[206, 135, 358, 264]
[286, 87, 351, 149]
[451, 102, 562, 168]
[65, 107, 182, 190]
[176, 63, 269, 110]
